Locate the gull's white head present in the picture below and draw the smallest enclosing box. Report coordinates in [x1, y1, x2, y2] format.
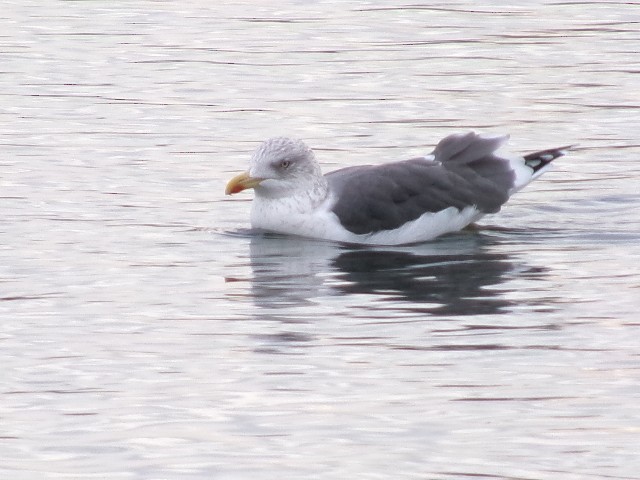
[226, 137, 323, 198]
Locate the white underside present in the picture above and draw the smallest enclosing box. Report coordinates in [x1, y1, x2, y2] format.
[251, 194, 486, 245]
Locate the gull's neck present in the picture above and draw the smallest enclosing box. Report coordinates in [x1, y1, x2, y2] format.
[250, 174, 330, 236]
[255, 174, 329, 211]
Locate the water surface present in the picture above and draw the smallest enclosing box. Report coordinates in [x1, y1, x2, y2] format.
[1, 1, 639, 479]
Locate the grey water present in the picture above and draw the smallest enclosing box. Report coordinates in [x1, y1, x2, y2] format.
[2, 1, 640, 479]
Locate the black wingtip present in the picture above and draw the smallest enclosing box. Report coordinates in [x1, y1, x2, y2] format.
[523, 144, 575, 173]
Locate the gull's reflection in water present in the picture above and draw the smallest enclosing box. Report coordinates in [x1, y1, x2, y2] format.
[247, 234, 339, 318]
[331, 249, 518, 316]
[248, 232, 546, 319]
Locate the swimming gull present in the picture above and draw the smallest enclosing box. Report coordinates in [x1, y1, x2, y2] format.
[225, 132, 571, 245]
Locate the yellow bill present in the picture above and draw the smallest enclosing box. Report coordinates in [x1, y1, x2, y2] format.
[225, 171, 264, 195]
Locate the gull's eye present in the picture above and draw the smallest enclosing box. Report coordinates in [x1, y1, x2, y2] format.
[279, 159, 291, 169]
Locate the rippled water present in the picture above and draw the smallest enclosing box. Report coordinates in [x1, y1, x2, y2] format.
[2, 1, 640, 479]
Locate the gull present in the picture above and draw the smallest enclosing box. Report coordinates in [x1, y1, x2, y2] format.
[225, 132, 570, 245]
